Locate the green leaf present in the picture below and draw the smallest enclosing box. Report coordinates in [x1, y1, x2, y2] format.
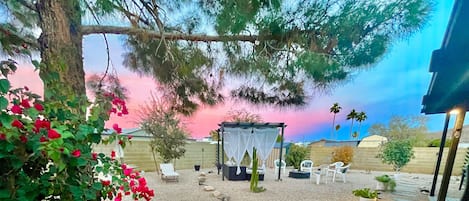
[61, 131, 73, 139]
[85, 189, 96, 200]
[0, 112, 13, 129]
[0, 79, 10, 93]
[77, 158, 87, 167]
[69, 185, 83, 199]
[0, 189, 9, 198]
[0, 97, 8, 110]
[91, 182, 102, 191]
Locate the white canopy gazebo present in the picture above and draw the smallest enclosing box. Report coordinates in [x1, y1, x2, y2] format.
[218, 122, 286, 181]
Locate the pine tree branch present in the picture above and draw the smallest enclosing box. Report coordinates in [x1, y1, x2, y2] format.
[81, 25, 276, 42]
[17, 0, 37, 12]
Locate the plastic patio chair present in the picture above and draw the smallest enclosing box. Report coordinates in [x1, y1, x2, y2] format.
[334, 163, 351, 183]
[274, 159, 286, 174]
[300, 160, 314, 174]
[325, 161, 344, 183]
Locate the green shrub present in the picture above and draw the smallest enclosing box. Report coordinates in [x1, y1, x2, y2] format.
[285, 144, 308, 170]
[428, 138, 451, 147]
[378, 140, 414, 172]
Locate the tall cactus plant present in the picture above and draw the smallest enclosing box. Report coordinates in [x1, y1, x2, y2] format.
[250, 147, 265, 192]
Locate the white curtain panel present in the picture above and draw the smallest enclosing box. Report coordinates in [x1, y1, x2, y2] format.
[235, 130, 252, 174]
[245, 129, 255, 167]
[222, 128, 236, 163]
[253, 128, 279, 170]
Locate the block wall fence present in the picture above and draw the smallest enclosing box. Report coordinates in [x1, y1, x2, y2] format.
[94, 139, 466, 175]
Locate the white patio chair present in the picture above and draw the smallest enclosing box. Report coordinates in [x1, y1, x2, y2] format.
[300, 160, 313, 172]
[311, 164, 328, 185]
[334, 163, 351, 183]
[325, 161, 344, 183]
[274, 159, 286, 174]
[160, 163, 179, 182]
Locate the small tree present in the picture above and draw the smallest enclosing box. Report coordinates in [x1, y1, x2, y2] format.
[285, 144, 308, 170]
[378, 140, 414, 172]
[139, 93, 188, 165]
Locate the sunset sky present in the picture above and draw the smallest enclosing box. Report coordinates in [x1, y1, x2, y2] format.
[11, 0, 464, 142]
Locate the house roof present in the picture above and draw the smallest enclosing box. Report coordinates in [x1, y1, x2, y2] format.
[309, 139, 360, 147]
[421, 0, 469, 114]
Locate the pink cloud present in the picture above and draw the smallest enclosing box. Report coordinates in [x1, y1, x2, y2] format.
[9, 65, 333, 141]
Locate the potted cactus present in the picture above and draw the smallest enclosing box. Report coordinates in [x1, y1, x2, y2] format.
[352, 188, 378, 201]
[375, 174, 396, 191]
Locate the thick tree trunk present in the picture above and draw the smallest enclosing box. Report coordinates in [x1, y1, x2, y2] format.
[37, 0, 85, 100]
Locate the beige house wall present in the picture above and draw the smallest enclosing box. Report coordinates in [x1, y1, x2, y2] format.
[309, 146, 466, 175]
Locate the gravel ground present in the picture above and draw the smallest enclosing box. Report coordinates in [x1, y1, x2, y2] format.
[131, 167, 463, 201]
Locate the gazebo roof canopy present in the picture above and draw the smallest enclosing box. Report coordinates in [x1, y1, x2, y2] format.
[219, 122, 286, 128]
[421, 0, 469, 114]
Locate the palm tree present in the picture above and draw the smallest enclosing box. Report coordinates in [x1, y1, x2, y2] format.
[356, 112, 368, 139]
[330, 103, 342, 140]
[346, 109, 358, 139]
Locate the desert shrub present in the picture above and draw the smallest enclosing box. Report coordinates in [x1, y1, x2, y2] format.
[428, 138, 451, 147]
[331, 146, 354, 165]
[285, 144, 308, 170]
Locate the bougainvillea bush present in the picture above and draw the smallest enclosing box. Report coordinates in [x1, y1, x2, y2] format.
[0, 60, 154, 200]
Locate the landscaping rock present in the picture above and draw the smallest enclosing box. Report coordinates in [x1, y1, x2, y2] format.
[204, 186, 215, 191]
[212, 191, 221, 197]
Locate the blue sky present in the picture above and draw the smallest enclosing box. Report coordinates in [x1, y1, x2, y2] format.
[291, 0, 460, 142]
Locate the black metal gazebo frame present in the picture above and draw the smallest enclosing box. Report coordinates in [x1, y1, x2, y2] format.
[217, 122, 286, 181]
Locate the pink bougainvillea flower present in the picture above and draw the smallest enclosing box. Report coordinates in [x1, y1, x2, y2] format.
[124, 168, 133, 176]
[39, 136, 48, 142]
[101, 180, 111, 186]
[92, 152, 97, 160]
[20, 99, 31, 108]
[117, 112, 122, 117]
[47, 129, 61, 139]
[128, 135, 133, 140]
[34, 119, 51, 132]
[11, 105, 22, 114]
[33, 103, 44, 111]
[0, 133, 6, 140]
[109, 107, 117, 114]
[138, 177, 147, 186]
[111, 150, 116, 159]
[114, 192, 122, 201]
[113, 124, 122, 134]
[11, 119, 24, 129]
[24, 86, 29, 91]
[71, 149, 81, 158]
[20, 135, 28, 143]
[118, 140, 123, 145]
[122, 106, 128, 115]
